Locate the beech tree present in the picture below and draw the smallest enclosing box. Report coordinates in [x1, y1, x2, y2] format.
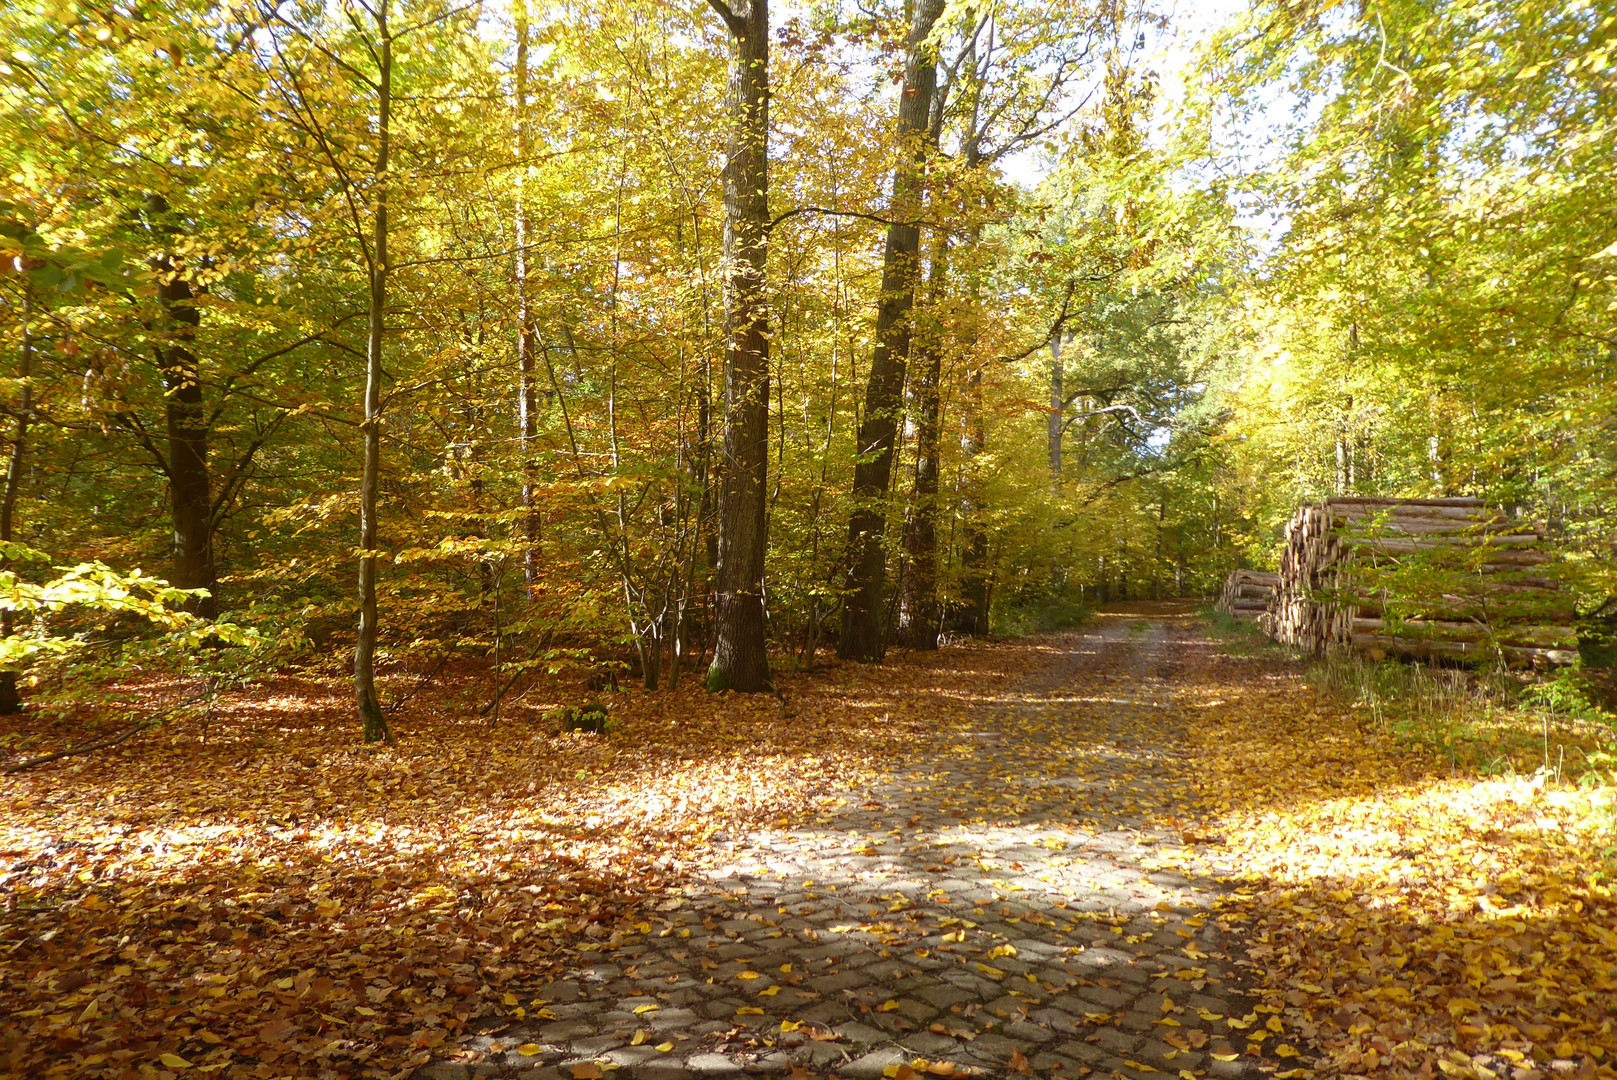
[704, 0, 774, 693]
[838, 0, 946, 663]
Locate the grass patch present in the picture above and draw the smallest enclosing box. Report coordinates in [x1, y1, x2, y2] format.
[1199, 606, 1272, 654]
[1306, 651, 1617, 784]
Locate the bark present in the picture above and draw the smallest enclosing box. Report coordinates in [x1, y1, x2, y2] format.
[354, 5, 394, 744]
[705, 0, 773, 694]
[0, 273, 33, 714]
[146, 195, 217, 618]
[514, 0, 542, 590]
[897, 237, 948, 651]
[838, 0, 946, 662]
[1047, 334, 1063, 482]
[956, 359, 990, 635]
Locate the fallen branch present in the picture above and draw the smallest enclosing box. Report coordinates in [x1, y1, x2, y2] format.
[3, 722, 144, 774]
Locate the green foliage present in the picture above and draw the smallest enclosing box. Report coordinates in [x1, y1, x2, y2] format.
[1167, 0, 1617, 599]
[559, 701, 611, 734]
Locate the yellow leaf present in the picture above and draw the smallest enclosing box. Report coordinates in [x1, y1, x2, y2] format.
[632, 1030, 648, 1046]
[503, 992, 518, 1006]
[656, 1042, 675, 1052]
[633, 1004, 659, 1014]
[879, 999, 901, 1012]
[759, 986, 781, 997]
[1276, 1043, 1298, 1057]
[537, 1008, 558, 1020]
[738, 1006, 765, 1016]
[1266, 1016, 1284, 1033]
[780, 963, 792, 973]
[159, 1053, 192, 1069]
[1211, 1052, 1238, 1062]
[1123, 1061, 1157, 1073]
[516, 1044, 545, 1057]
[737, 971, 761, 980]
[781, 1020, 802, 1032]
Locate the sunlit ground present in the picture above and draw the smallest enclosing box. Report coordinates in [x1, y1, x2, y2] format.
[0, 640, 1040, 1079]
[1175, 640, 1617, 1080]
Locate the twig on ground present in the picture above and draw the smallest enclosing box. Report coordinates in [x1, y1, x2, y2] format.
[3, 722, 144, 774]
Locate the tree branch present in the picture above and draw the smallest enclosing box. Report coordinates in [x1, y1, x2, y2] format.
[705, 0, 747, 38]
[3, 723, 144, 775]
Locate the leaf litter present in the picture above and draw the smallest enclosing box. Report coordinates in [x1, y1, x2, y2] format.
[0, 656, 956, 1079]
[5, 621, 1615, 1080]
[1174, 645, 1617, 1080]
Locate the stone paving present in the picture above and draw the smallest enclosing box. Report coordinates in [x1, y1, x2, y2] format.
[420, 610, 1278, 1080]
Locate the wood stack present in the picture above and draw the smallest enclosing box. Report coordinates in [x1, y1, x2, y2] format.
[1262, 497, 1576, 668]
[1215, 569, 1278, 622]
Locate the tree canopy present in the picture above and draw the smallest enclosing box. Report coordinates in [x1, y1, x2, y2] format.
[0, 0, 1610, 719]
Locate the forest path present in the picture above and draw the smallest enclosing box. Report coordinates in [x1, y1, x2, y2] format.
[431, 606, 1275, 1080]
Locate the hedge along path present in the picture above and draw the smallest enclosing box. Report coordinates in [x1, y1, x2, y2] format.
[426, 605, 1298, 1080]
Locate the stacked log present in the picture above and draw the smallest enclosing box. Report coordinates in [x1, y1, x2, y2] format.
[1215, 569, 1278, 622]
[1262, 497, 1576, 668]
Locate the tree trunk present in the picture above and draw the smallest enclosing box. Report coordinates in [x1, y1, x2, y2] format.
[897, 236, 948, 650]
[838, 0, 946, 662]
[705, 0, 773, 694]
[514, 0, 542, 591]
[957, 359, 990, 634]
[146, 195, 217, 618]
[0, 273, 33, 714]
[355, 4, 394, 744]
[1048, 334, 1063, 482]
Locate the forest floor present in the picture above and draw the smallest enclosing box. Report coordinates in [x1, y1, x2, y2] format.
[2, 605, 1615, 1080]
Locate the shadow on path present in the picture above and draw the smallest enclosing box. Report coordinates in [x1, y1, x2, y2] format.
[422, 610, 1280, 1080]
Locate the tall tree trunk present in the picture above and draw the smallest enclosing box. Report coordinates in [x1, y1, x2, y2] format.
[1048, 334, 1063, 483]
[355, 4, 394, 744]
[513, 0, 542, 590]
[957, 357, 990, 635]
[897, 236, 948, 651]
[705, 0, 772, 693]
[146, 195, 217, 618]
[0, 272, 33, 714]
[838, 0, 946, 662]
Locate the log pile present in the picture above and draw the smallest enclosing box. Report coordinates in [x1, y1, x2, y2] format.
[1262, 497, 1576, 668]
[1215, 569, 1279, 622]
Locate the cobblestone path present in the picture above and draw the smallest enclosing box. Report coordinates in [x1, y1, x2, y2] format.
[426, 609, 1273, 1080]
